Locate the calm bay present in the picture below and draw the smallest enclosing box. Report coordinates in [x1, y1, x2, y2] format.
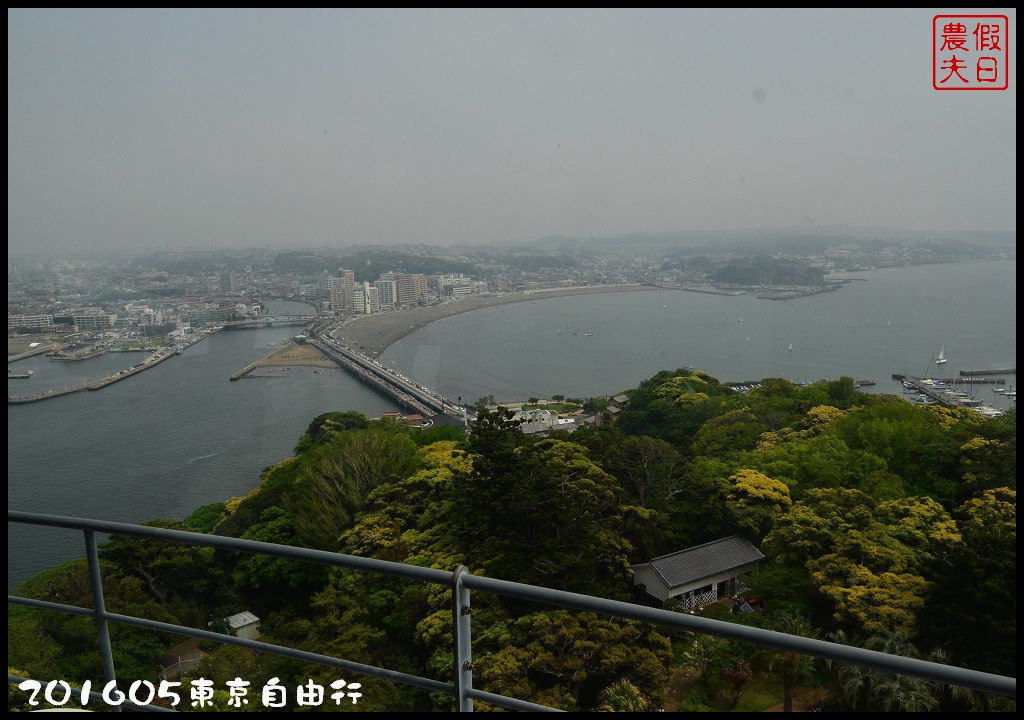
[8, 262, 1016, 587]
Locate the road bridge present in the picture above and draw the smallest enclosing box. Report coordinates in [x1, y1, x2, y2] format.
[310, 335, 460, 419]
[221, 315, 316, 329]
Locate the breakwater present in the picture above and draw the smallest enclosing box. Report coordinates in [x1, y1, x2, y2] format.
[656, 285, 747, 296]
[8, 335, 211, 404]
[757, 285, 841, 300]
[892, 374, 1006, 385]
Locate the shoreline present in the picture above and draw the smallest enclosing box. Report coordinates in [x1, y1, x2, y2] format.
[330, 284, 661, 359]
[233, 343, 341, 379]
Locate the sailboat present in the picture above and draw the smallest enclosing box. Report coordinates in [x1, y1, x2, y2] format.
[788, 343, 794, 352]
[935, 346, 948, 365]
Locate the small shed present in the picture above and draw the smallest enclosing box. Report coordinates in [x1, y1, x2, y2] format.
[225, 611, 261, 640]
[629, 536, 764, 610]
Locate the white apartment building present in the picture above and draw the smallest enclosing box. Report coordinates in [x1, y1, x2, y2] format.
[351, 282, 380, 314]
[8, 314, 54, 331]
[374, 279, 398, 309]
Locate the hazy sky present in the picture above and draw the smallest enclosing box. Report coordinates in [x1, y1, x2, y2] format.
[7, 8, 1017, 254]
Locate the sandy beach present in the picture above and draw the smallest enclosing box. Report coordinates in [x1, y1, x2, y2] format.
[249, 343, 339, 369]
[330, 284, 659, 359]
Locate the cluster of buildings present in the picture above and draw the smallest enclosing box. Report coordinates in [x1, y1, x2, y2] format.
[316, 269, 488, 315]
[8, 297, 262, 335]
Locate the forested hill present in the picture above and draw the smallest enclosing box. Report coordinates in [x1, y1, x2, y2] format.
[9, 371, 1015, 712]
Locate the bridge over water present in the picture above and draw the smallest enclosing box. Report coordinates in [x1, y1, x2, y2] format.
[221, 315, 316, 329]
[310, 334, 458, 418]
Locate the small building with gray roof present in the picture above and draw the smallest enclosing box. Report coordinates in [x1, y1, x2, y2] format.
[629, 536, 764, 609]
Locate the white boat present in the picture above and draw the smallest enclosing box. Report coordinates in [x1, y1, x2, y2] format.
[788, 343, 794, 352]
[935, 345, 948, 364]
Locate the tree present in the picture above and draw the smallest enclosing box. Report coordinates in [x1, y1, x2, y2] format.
[723, 468, 792, 540]
[762, 489, 942, 636]
[757, 612, 817, 712]
[720, 658, 753, 708]
[465, 405, 524, 481]
[13, 558, 177, 683]
[918, 487, 1015, 676]
[231, 506, 329, 595]
[186, 502, 227, 533]
[288, 427, 420, 550]
[475, 611, 671, 711]
[825, 376, 857, 407]
[833, 632, 944, 712]
[594, 679, 652, 712]
[292, 410, 369, 454]
[99, 519, 216, 605]
[683, 634, 726, 688]
[453, 438, 638, 595]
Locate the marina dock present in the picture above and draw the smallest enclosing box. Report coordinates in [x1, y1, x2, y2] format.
[892, 374, 1006, 385]
[8, 333, 210, 404]
[897, 376, 1005, 418]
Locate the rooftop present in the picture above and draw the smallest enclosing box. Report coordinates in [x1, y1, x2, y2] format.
[648, 536, 764, 589]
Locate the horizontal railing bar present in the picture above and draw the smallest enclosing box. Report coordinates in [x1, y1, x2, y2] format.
[7, 597, 454, 696]
[7, 511, 452, 586]
[9, 595, 97, 618]
[9, 512, 1016, 707]
[103, 612, 456, 696]
[465, 688, 565, 712]
[7, 673, 175, 712]
[462, 574, 1016, 699]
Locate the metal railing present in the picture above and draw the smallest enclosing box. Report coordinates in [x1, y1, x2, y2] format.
[8, 511, 1017, 712]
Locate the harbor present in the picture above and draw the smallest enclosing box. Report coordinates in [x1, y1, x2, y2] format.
[897, 376, 1007, 418]
[8, 332, 212, 404]
[892, 374, 1007, 385]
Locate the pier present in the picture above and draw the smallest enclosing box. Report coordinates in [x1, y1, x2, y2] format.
[892, 374, 1006, 385]
[960, 368, 1015, 376]
[8, 334, 210, 404]
[8, 342, 59, 363]
[229, 358, 265, 380]
[896, 376, 1004, 418]
[757, 284, 841, 300]
[655, 285, 746, 296]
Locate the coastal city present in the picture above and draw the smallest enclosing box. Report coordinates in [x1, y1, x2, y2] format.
[8, 8, 1016, 712]
[9, 232, 1014, 419]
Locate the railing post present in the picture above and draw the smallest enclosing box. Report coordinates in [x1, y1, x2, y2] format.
[452, 565, 473, 712]
[85, 530, 120, 712]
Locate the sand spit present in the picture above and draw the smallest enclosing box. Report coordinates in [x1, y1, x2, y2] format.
[333, 284, 659, 359]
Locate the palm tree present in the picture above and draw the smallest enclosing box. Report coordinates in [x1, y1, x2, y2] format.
[757, 612, 817, 712]
[594, 679, 652, 712]
[830, 631, 972, 712]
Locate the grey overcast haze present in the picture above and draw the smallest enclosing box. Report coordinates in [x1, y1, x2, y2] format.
[7, 8, 1017, 255]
